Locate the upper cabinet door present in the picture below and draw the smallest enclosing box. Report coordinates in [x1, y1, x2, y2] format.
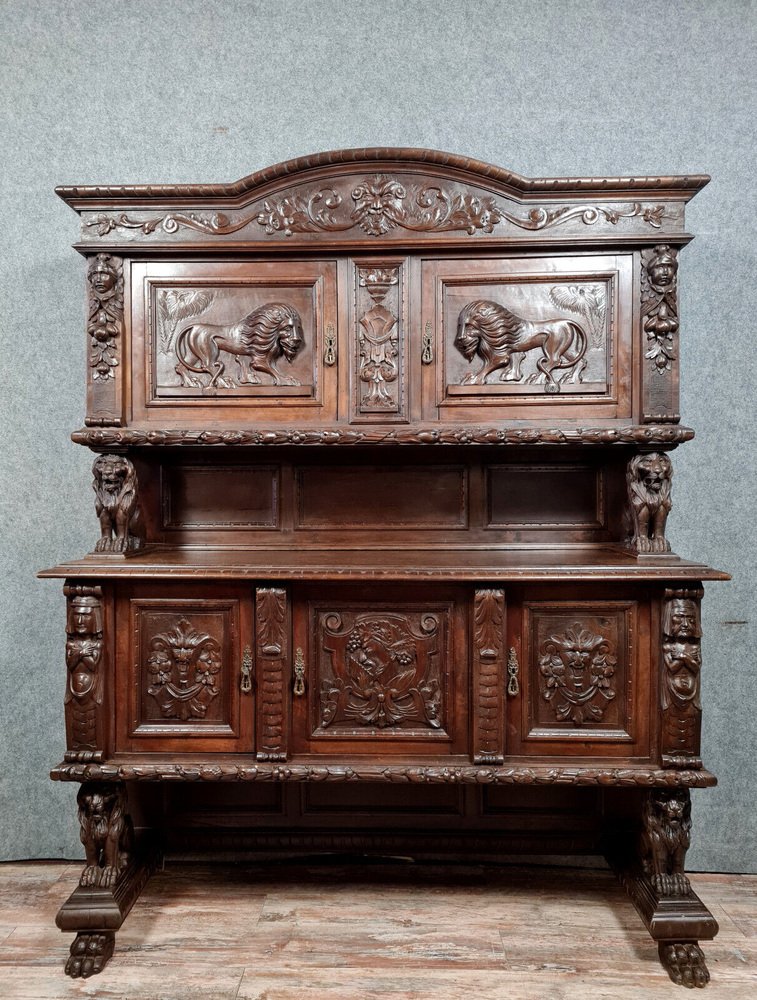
[422, 254, 633, 421]
[131, 260, 338, 423]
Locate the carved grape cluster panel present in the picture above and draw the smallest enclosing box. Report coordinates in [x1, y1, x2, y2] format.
[315, 610, 447, 736]
[641, 245, 679, 374]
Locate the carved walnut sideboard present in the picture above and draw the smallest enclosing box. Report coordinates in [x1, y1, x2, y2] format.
[40, 148, 728, 987]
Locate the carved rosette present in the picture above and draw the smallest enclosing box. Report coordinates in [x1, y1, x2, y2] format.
[319, 612, 442, 732]
[640, 787, 692, 898]
[539, 624, 617, 725]
[661, 588, 703, 769]
[641, 245, 679, 374]
[92, 454, 144, 553]
[626, 452, 672, 553]
[473, 590, 505, 764]
[256, 588, 289, 762]
[146, 618, 222, 721]
[64, 585, 104, 759]
[356, 266, 401, 413]
[87, 254, 123, 380]
[76, 781, 134, 890]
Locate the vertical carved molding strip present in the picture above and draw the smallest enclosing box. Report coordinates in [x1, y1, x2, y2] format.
[354, 263, 406, 419]
[86, 253, 125, 426]
[255, 587, 289, 761]
[626, 452, 672, 554]
[92, 454, 145, 554]
[641, 244, 680, 423]
[472, 589, 505, 764]
[661, 587, 703, 769]
[64, 584, 105, 762]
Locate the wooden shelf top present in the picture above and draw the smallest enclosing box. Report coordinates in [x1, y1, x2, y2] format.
[39, 546, 729, 582]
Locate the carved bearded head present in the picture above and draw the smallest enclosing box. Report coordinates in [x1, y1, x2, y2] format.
[351, 175, 407, 235]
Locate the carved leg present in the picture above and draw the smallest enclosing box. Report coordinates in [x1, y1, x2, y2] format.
[659, 941, 711, 989]
[57, 781, 156, 977]
[606, 788, 718, 989]
[65, 931, 115, 979]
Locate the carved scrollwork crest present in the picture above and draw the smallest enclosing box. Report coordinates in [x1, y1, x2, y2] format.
[319, 613, 442, 731]
[539, 623, 617, 725]
[87, 254, 123, 380]
[146, 618, 222, 720]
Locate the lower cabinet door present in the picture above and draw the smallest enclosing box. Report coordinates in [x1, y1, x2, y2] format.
[506, 586, 652, 759]
[115, 583, 254, 752]
[291, 585, 468, 755]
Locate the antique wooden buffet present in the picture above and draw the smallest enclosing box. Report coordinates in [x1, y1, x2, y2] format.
[41, 148, 728, 987]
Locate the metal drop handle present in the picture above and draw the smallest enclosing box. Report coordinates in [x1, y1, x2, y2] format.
[507, 647, 520, 697]
[293, 647, 306, 696]
[421, 321, 434, 364]
[324, 325, 337, 366]
[241, 646, 253, 694]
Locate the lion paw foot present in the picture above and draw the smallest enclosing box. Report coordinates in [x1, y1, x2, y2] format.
[65, 932, 115, 978]
[659, 942, 710, 989]
[652, 872, 691, 897]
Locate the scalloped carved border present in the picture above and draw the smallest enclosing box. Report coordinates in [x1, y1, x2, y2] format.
[72, 425, 694, 448]
[51, 761, 716, 787]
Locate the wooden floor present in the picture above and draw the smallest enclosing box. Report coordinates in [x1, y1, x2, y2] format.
[0, 860, 755, 998]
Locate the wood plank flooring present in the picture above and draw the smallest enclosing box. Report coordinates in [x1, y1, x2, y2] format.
[0, 860, 755, 998]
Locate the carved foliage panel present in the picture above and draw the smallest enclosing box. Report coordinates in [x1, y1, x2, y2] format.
[256, 588, 289, 762]
[522, 603, 636, 743]
[352, 261, 407, 420]
[472, 590, 505, 764]
[85, 253, 124, 426]
[128, 599, 240, 741]
[641, 244, 680, 422]
[309, 604, 453, 741]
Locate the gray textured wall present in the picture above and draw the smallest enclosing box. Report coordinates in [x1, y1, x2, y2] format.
[0, 0, 754, 871]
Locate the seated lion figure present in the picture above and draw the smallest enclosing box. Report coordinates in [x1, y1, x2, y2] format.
[640, 789, 692, 897]
[627, 452, 672, 553]
[455, 299, 588, 393]
[175, 301, 304, 388]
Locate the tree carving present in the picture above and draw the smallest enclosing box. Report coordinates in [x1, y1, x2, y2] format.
[319, 613, 442, 731]
[77, 781, 134, 889]
[640, 787, 692, 897]
[157, 288, 215, 353]
[455, 299, 587, 393]
[626, 452, 672, 553]
[539, 623, 617, 725]
[357, 267, 400, 411]
[174, 302, 304, 388]
[92, 454, 144, 553]
[641, 245, 679, 374]
[86, 254, 123, 380]
[662, 589, 703, 768]
[549, 283, 607, 349]
[146, 618, 222, 720]
[65, 587, 104, 752]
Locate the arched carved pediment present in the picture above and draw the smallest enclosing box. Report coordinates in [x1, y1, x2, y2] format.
[57, 147, 708, 247]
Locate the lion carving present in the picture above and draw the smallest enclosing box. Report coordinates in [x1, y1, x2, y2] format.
[175, 302, 304, 388]
[640, 789, 692, 897]
[92, 455, 143, 553]
[77, 783, 134, 889]
[627, 452, 672, 553]
[455, 299, 588, 393]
